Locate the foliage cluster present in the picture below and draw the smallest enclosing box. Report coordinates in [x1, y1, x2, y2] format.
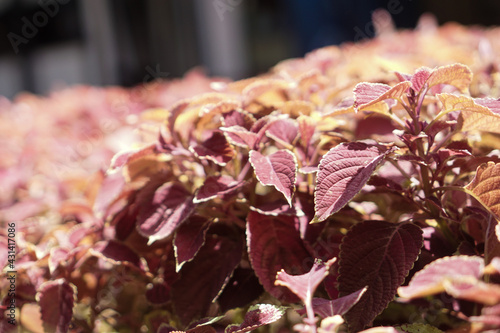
[2, 14, 500, 333]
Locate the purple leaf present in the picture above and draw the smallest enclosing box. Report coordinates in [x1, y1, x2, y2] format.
[265, 118, 298, 146]
[250, 150, 297, 206]
[398, 256, 485, 299]
[217, 267, 264, 312]
[222, 109, 256, 129]
[92, 240, 144, 269]
[190, 131, 234, 166]
[247, 211, 313, 302]
[338, 220, 423, 331]
[146, 281, 171, 305]
[310, 287, 367, 318]
[313, 142, 393, 222]
[172, 231, 242, 326]
[137, 182, 195, 245]
[174, 216, 212, 271]
[410, 67, 432, 93]
[225, 304, 286, 333]
[194, 175, 245, 203]
[275, 258, 336, 303]
[221, 125, 259, 149]
[37, 279, 76, 333]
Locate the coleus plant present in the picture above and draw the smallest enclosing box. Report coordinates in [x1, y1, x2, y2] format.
[3, 18, 500, 333]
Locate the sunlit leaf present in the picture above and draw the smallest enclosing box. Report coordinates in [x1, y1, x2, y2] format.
[308, 287, 367, 318]
[275, 258, 336, 303]
[313, 142, 393, 222]
[250, 150, 297, 206]
[354, 81, 411, 113]
[225, 304, 286, 333]
[426, 63, 473, 94]
[464, 162, 500, 220]
[398, 256, 484, 299]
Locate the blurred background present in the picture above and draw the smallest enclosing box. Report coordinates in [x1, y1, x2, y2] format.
[1, 0, 500, 99]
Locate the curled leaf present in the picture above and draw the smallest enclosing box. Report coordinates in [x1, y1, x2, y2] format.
[465, 162, 500, 220]
[250, 150, 297, 206]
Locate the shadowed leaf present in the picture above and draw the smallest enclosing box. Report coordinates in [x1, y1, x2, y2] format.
[194, 175, 245, 203]
[339, 220, 423, 331]
[247, 211, 313, 302]
[190, 131, 234, 166]
[137, 182, 195, 245]
[174, 216, 212, 271]
[172, 231, 242, 326]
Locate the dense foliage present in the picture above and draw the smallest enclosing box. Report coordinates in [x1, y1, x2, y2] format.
[2, 14, 500, 333]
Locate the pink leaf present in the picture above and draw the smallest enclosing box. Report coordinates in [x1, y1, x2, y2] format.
[190, 131, 234, 166]
[398, 256, 484, 299]
[137, 182, 195, 245]
[298, 115, 316, 149]
[222, 109, 256, 129]
[37, 279, 76, 333]
[174, 216, 212, 271]
[310, 288, 367, 318]
[442, 278, 500, 305]
[225, 304, 286, 333]
[275, 258, 336, 303]
[250, 150, 297, 206]
[338, 220, 423, 331]
[194, 175, 245, 203]
[247, 211, 313, 302]
[313, 142, 393, 222]
[410, 67, 433, 93]
[354, 81, 411, 112]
